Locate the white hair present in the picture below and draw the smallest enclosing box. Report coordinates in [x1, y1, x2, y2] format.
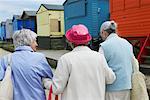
[13, 29, 37, 48]
[100, 20, 117, 33]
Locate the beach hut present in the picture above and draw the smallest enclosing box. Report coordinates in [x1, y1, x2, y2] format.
[63, 0, 109, 38]
[12, 15, 23, 32]
[63, 0, 109, 50]
[21, 11, 37, 32]
[5, 19, 13, 40]
[0, 23, 2, 40]
[36, 4, 65, 49]
[1, 22, 6, 40]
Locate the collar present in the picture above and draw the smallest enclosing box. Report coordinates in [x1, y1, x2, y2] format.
[72, 46, 91, 52]
[15, 46, 34, 52]
[106, 33, 118, 40]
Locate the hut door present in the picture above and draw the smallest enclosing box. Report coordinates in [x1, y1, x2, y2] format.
[50, 19, 61, 32]
[98, 0, 109, 25]
[66, 0, 86, 19]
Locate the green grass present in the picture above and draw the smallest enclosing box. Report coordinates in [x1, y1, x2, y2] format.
[0, 41, 14, 52]
[2, 44, 14, 52]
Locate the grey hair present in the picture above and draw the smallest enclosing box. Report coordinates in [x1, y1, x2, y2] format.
[100, 20, 117, 33]
[13, 29, 37, 48]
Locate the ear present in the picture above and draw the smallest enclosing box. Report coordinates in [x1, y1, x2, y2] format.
[104, 31, 109, 37]
[101, 30, 105, 35]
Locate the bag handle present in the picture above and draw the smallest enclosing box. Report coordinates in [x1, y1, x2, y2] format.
[132, 56, 139, 73]
[48, 85, 58, 100]
[7, 54, 12, 67]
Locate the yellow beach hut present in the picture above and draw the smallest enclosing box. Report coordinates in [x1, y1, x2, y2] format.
[36, 4, 65, 49]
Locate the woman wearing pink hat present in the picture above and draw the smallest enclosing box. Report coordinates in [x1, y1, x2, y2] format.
[51, 24, 116, 100]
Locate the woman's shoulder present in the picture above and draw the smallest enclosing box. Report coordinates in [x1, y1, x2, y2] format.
[0, 53, 11, 61]
[31, 52, 45, 59]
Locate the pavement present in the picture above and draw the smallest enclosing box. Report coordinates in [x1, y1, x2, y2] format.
[0, 48, 70, 61]
[37, 50, 70, 60]
[0, 48, 11, 57]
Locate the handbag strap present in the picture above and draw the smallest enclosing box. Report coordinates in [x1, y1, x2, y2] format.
[132, 56, 139, 73]
[48, 85, 53, 100]
[7, 54, 12, 67]
[48, 85, 58, 100]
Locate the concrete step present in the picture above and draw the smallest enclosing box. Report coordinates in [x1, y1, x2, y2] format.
[144, 58, 150, 64]
[145, 46, 150, 49]
[145, 46, 150, 54]
[142, 55, 150, 59]
[140, 64, 150, 75]
[140, 64, 150, 68]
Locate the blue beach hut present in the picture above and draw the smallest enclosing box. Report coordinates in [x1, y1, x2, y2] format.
[1, 22, 6, 40]
[0, 24, 2, 40]
[21, 11, 37, 32]
[63, 0, 109, 50]
[5, 19, 13, 40]
[12, 15, 23, 32]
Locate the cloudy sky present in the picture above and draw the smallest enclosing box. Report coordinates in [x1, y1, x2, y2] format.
[0, 0, 65, 22]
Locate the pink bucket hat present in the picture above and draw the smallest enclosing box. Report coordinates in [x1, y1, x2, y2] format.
[66, 24, 92, 45]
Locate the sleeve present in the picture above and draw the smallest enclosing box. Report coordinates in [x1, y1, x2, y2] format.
[131, 44, 134, 57]
[52, 56, 70, 94]
[102, 54, 116, 84]
[42, 78, 52, 89]
[98, 47, 104, 54]
[36, 55, 53, 79]
[0, 56, 6, 80]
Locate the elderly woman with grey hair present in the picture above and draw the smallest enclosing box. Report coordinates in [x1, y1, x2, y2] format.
[0, 29, 53, 100]
[99, 21, 134, 100]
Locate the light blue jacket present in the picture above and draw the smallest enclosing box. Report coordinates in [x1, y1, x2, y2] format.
[100, 33, 133, 91]
[0, 46, 53, 100]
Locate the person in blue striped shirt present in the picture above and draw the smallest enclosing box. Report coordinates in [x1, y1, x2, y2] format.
[0, 29, 53, 100]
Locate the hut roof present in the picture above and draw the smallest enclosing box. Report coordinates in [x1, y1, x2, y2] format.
[43, 4, 64, 10]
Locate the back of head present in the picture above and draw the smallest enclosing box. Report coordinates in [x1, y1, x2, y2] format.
[13, 29, 37, 48]
[100, 20, 117, 34]
[65, 24, 92, 46]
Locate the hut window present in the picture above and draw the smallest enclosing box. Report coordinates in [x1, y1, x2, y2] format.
[58, 21, 61, 32]
[66, 0, 85, 19]
[125, 0, 139, 9]
[67, 0, 79, 4]
[9, 23, 12, 25]
[141, 0, 150, 6]
[50, 19, 61, 32]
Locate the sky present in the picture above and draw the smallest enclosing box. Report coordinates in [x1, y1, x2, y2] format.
[0, 0, 66, 22]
